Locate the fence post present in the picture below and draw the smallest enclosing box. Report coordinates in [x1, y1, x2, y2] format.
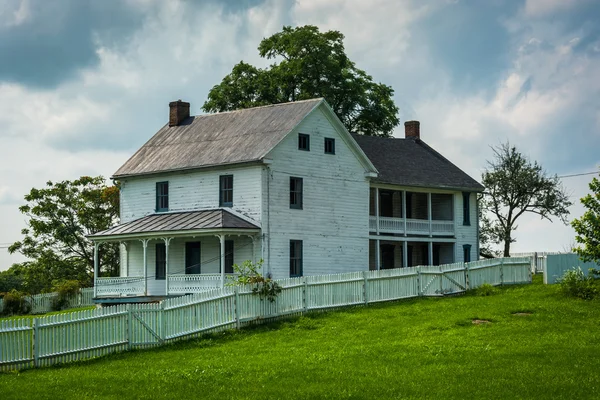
[417, 267, 422, 296]
[160, 302, 166, 342]
[303, 277, 308, 312]
[363, 271, 369, 305]
[33, 318, 39, 368]
[234, 287, 241, 330]
[127, 306, 133, 350]
[439, 266, 443, 295]
[464, 263, 469, 290]
[500, 258, 504, 286]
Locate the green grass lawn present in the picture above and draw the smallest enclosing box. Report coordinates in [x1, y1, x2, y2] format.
[1, 276, 599, 400]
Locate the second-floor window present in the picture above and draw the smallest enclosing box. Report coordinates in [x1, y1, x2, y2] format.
[220, 175, 233, 207]
[156, 181, 169, 212]
[298, 133, 310, 151]
[324, 137, 335, 154]
[290, 177, 303, 209]
[462, 192, 470, 226]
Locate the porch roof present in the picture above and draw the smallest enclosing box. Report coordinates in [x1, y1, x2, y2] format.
[89, 209, 260, 241]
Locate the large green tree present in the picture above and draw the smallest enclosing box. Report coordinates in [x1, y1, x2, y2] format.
[203, 25, 399, 137]
[8, 176, 119, 293]
[571, 171, 600, 264]
[480, 143, 571, 257]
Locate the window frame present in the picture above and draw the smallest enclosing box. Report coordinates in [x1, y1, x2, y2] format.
[463, 244, 472, 263]
[462, 192, 471, 226]
[298, 133, 310, 151]
[324, 137, 335, 155]
[290, 240, 303, 277]
[289, 177, 303, 210]
[219, 175, 234, 207]
[155, 242, 166, 280]
[156, 181, 169, 212]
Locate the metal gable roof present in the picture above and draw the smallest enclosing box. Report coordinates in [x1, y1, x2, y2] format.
[112, 99, 323, 178]
[352, 134, 484, 191]
[89, 209, 260, 239]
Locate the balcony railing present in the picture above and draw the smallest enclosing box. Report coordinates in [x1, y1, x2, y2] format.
[168, 273, 238, 294]
[96, 276, 145, 296]
[370, 216, 454, 236]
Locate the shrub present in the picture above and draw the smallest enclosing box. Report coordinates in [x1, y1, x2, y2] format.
[1, 289, 32, 315]
[50, 280, 81, 311]
[474, 283, 500, 296]
[228, 259, 282, 302]
[558, 267, 598, 300]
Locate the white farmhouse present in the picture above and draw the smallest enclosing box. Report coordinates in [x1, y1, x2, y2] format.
[90, 98, 484, 301]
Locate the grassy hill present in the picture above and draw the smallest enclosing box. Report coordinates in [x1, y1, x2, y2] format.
[1, 276, 598, 399]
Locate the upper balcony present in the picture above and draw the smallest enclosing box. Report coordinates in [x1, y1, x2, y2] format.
[369, 188, 455, 237]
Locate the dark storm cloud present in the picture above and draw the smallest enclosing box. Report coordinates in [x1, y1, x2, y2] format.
[412, 1, 523, 97]
[0, 0, 146, 88]
[0, 0, 269, 89]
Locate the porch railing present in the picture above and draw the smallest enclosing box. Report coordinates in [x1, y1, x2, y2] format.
[370, 216, 454, 235]
[168, 274, 238, 294]
[96, 277, 145, 296]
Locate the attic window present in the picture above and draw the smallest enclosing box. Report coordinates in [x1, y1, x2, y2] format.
[298, 133, 310, 151]
[324, 138, 335, 154]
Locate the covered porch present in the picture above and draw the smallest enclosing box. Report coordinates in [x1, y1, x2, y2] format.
[88, 209, 261, 301]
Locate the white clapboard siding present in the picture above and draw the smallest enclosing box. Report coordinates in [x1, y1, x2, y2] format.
[264, 107, 371, 278]
[119, 164, 263, 224]
[0, 257, 531, 372]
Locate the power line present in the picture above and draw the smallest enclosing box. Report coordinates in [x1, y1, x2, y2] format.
[557, 171, 598, 179]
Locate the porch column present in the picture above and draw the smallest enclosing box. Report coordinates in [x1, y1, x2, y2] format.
[375, 239, 381, 270]
[163, 237, 173, 296]
[428, 242, 433, 266]
[375, 187, 380, 234]
[120, 241, 128, 277]
[403, 241, 408, 268]
[218, 234, 226, 288]
[141, 239, 149, 296]
[93, 242, 99, 298]
[402, 191, 407, 236]
[428, 192, 432, 237]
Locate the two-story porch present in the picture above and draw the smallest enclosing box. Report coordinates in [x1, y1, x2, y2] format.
[89, 209, 261, 303]
[368, 187, 459, 269]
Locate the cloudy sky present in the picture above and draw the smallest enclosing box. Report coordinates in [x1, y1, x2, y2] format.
[1, 0, 599, 270]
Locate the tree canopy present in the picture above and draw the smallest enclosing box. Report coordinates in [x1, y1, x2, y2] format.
[203, 25, 399, 137]
[7, 176, 119, 293]
[571, 171, 600, 264]
[480, 143, 571, 257]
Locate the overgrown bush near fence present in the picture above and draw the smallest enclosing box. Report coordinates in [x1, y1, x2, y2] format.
[0, 288, 95, 316]
[0, 257, 531, 372]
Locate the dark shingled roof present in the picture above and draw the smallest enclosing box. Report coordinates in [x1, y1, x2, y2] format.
[113, 98, 323, 178]
[89, 209, 259, 239]
[352, 134, 484, 191]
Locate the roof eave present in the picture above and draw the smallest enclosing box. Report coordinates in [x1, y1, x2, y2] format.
[88, 227, 261, 242]
[111, 159, 265, 180]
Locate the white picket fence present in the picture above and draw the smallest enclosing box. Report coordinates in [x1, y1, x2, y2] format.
[510, 252, 566, 274]
[0, 257, 531, 372]
[0, 288, 95, 316]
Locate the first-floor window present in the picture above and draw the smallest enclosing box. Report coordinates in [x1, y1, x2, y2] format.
[224, 240, 234, 273]
[156, 243, 166, 280]
[463, 244, 471, 263]
[290, 240, 303, 277]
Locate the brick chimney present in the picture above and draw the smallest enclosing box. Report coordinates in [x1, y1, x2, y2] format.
[404, 120, 420, 140]
[169, 100, 190, 126]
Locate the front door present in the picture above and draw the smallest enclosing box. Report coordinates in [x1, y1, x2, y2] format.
[185, 242, 201, 274]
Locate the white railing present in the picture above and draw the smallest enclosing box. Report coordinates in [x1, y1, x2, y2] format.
[168, 274, 238, 294]
[370, 216, 454, 235]
[1, 257, 532, 372]
[96, 277, 145, 296]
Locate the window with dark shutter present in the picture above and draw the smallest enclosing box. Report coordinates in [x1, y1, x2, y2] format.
[290, 177, 303, 209]
[220, 175, 233, 207]
[298, 133, 310, 151]
[155, 243, 166, 280]
[156, 181, 169, 212]
[462, 192, 470, 226]
[324, 137, 335, 154]
[290, 240, 303, 277]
